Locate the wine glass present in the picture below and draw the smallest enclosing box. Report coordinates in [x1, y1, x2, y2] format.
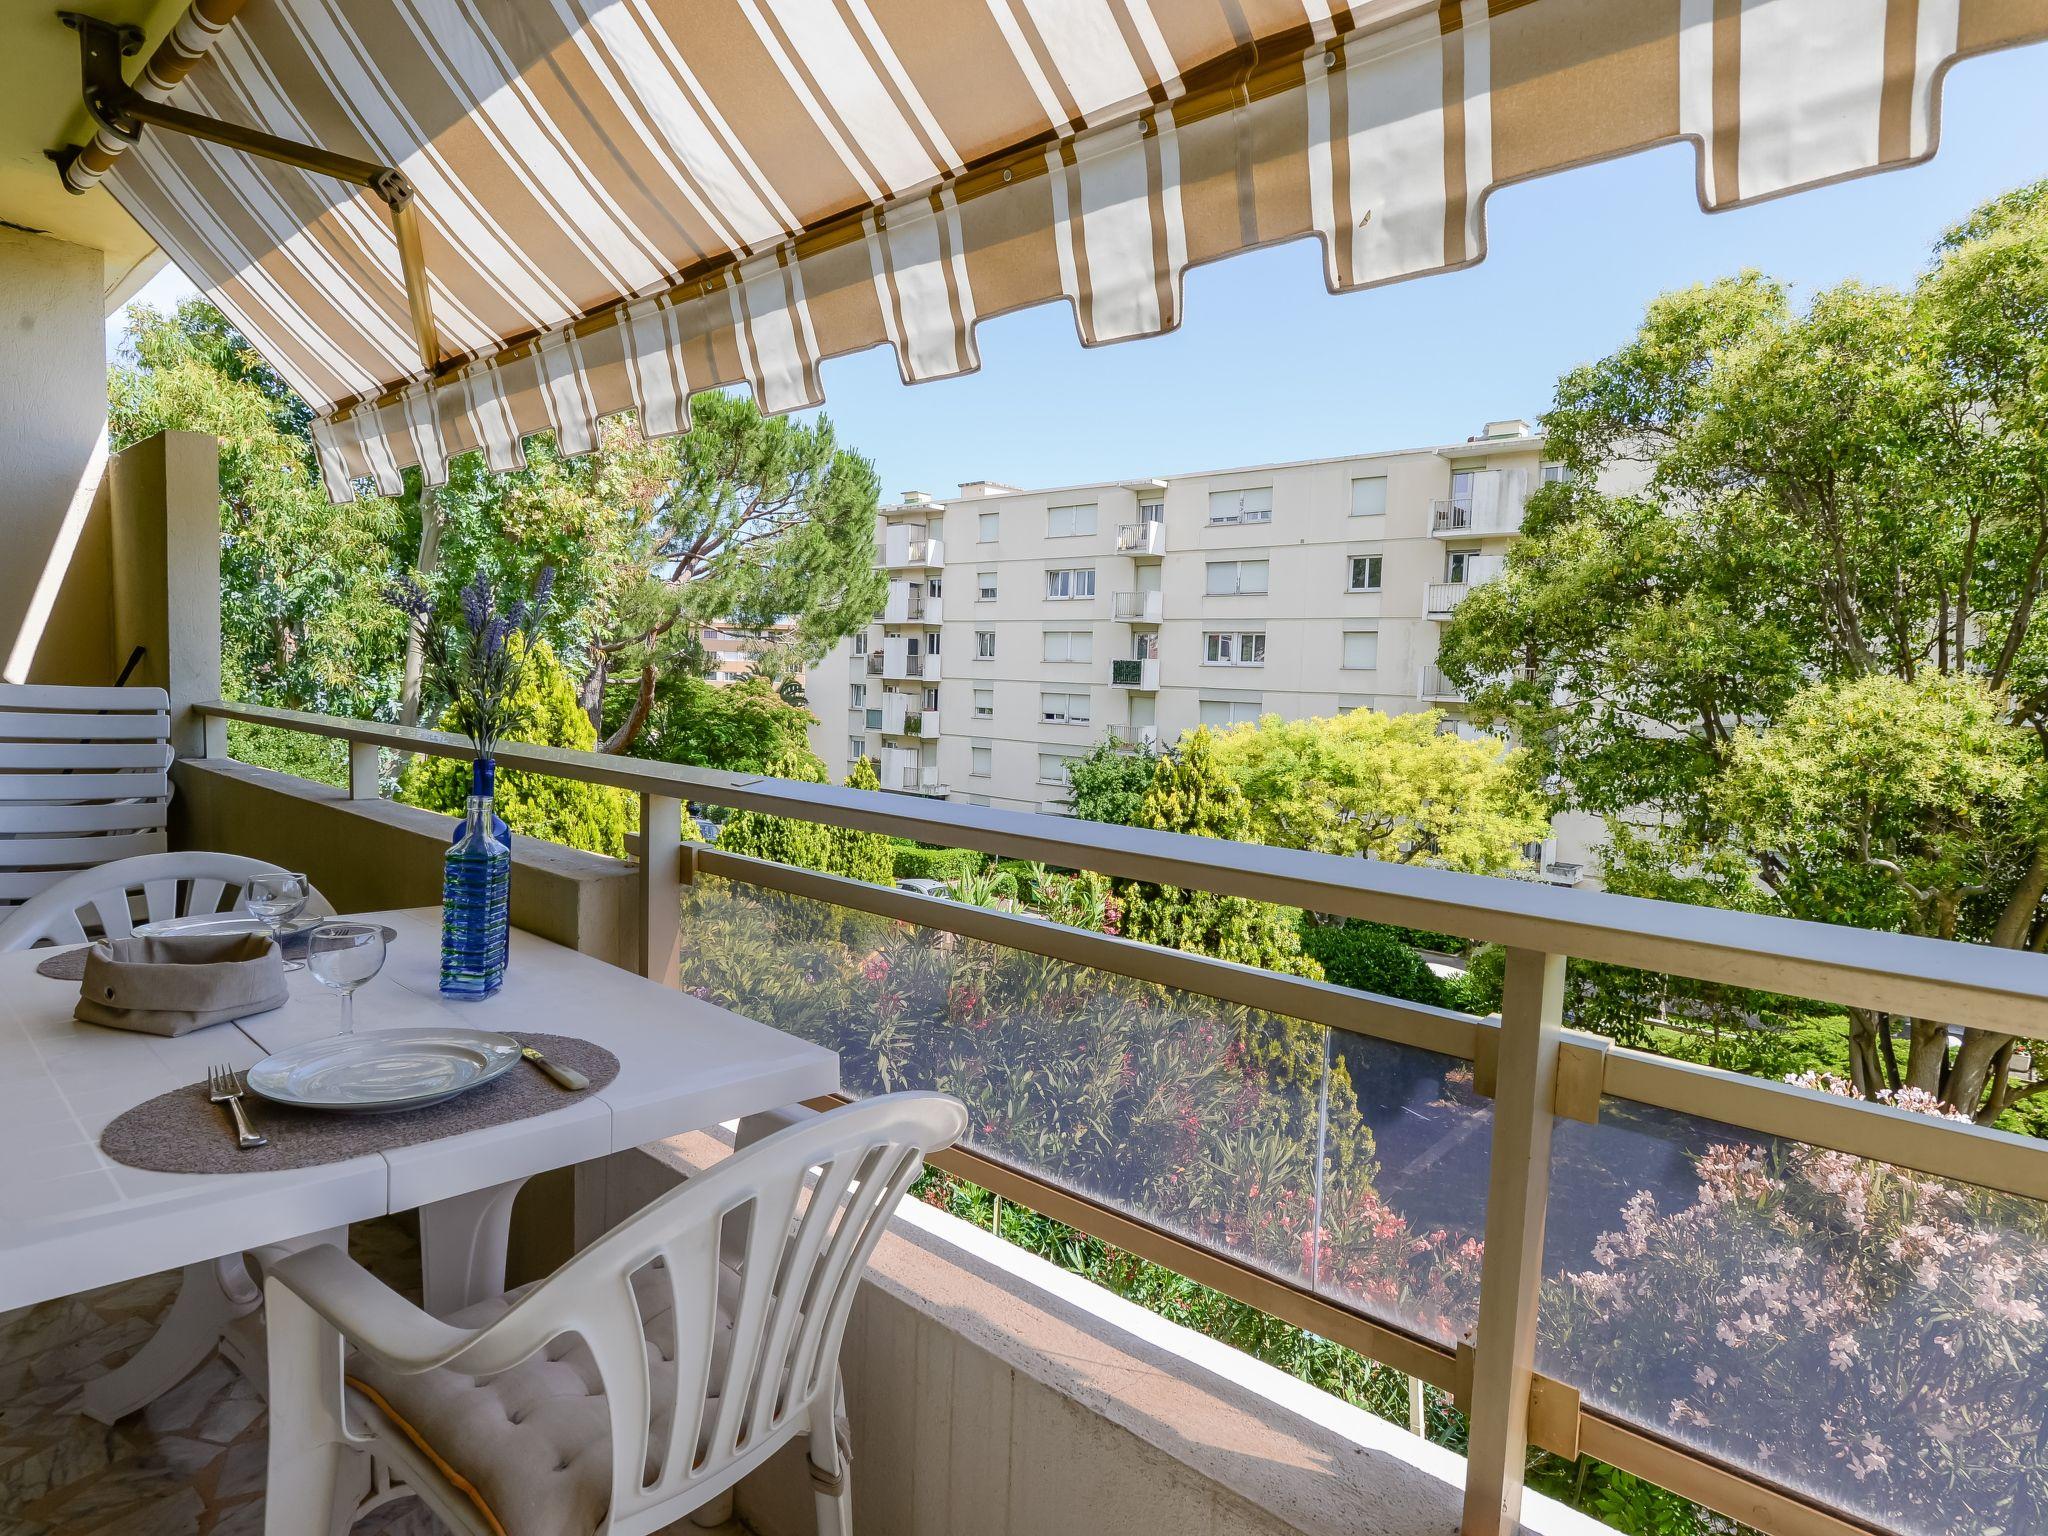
[246, 872, 310, 970]
[306, 922, 386, 1037]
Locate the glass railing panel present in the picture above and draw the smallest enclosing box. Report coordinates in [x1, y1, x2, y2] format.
[673, 872, 1491, 1342]
[1538, 1097, 2048, 1535]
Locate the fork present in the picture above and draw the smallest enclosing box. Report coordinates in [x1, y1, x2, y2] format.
[208, 1063, 268, 1150]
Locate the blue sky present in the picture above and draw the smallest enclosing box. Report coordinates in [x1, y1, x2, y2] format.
[112, 41, 2048, 499]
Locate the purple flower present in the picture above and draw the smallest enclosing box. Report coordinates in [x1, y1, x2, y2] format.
[460, 572, 492, 638]
[385, 573, 434, 622]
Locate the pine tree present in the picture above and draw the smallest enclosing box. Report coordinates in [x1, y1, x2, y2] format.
[1118, 729, 1321, 979]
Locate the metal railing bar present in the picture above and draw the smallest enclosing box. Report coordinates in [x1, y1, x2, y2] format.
[191, 701, 2048, 1032]
[694, 847, 1488, 1061]
[811, 1096, 1464, 1393]
[1577, 1413, 1886, 1536]
[1601, 1048, 2048, 1205]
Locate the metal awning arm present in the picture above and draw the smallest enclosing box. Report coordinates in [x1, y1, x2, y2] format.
[55, 9, 442, 373]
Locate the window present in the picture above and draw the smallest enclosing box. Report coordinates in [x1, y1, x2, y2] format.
[1342, 629, 1379, 670]
[1046, 567, 1096, 600]
[1350, 476, 1388, 518]
[925, 630, 941, 655]
[978, 511, 1000, 543]
[973, 685, 994, 719]
[1047, 503, 1098, 538]
[1203, 631, 1264, 666]
[1205, 559, 1269, 596]
[928, 577, 943, 597]
[924, 686, 939, 711]
[1541, 462, 1571, 485]
[1447, 549, 1476, 584]
[1138, 498, 1164, 524]
[851, 683, 866, 707]
[970, 741, 993, 777]
[1198, 698, 1262, 727]
[851, 631, 868, 656]
[975, 629, 996, 659]
[1207, 486, 1273, 525]
[1348, 554, 1383, 592]
[1038, 752, 1081, 785]
[1040, 689, 1091, 725]
[977, 570, 997, 602]
[1043, 629, 1094, 663]
[848, 737, 866, 760]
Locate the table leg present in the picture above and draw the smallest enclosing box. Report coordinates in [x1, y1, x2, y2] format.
[417, 1176, 530, 1317]
[79, 1254, 261, 1423]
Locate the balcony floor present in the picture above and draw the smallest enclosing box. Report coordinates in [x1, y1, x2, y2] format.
[0, 1219, 751, 1536]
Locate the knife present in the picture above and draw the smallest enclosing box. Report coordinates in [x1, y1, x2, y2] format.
[521, 1045, 590, 1091]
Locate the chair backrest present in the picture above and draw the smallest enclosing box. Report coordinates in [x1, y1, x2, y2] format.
[441, 1092, 967, 1532]
[0, 684, 173, 911]
[0, 851, 292, 951]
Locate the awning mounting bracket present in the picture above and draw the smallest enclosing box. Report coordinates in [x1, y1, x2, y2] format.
[52, 8, 444, 374]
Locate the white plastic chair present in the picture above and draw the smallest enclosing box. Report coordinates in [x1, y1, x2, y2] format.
[259, 1092, 967, 1536]
[0, 683, 173, 912]
[0, 850, 330, 951]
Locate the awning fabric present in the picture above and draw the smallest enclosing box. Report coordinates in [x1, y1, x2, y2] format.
[96, 0, 2048, 501]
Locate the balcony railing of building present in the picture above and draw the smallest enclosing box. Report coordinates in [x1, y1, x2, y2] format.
[884, 587, 928, 623]
[194, 696, 2048, 1536]
[1432, 471, 1531, 539]
[1114, 590, 1164, 623]
[1111, 656, 1161, 689]
[1117, 521, 1166, 557]
[1431, 499, 1475, 534]
[1419, 666, 1465, 702]
[864, 651, 885, 675]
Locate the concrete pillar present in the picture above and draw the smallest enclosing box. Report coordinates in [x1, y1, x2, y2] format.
[0, 227, 113, 685]
[107, 431, 223, 757]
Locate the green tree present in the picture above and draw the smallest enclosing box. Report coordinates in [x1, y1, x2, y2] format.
[616, 673, 817, 773]
[1440, 180, 2048, 1118]
[397, 641, 634, 856]
[1064, 734, 1159, 825]
[830, 757, 898, 885]
[712, 745, 837, 872]
[111, 301, 406, 718]
[1298, 921, 1452, 1009]
[1118, 730, 1320, 979]
[1206, 709, 1549, 870]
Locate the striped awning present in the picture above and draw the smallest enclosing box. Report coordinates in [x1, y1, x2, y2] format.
[92, 0, 2048, 500]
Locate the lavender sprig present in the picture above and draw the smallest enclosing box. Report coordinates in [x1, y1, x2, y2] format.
[387, 565, 556, 760]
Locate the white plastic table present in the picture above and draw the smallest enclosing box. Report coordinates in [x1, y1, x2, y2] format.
[0, 907, 839, 1418]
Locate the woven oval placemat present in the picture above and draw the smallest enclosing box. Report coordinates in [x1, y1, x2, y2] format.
[100, 1032, 619, 1175]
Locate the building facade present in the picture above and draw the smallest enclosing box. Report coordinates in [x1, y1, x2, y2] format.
[808, 421, 1601, 881]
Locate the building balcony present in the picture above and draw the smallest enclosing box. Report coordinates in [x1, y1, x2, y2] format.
[865, 650, 885, 675]
[1112, 656, 1160, 690]
[883, 584, 941, 625]
[883, 527, 944, 569]
[881, 650, 932, 682]
[880, 694, 930, 738]
[1419, 666, 1465, 702]
[1424, 582, 1470, 617]
[1114, 590, 1164, 623]
[1431, 468, 1530, 538]
[1116, 521, 1166, 557]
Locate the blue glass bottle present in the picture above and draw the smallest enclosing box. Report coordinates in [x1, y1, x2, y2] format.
[448, 757, 512, 978]
[441, 758, 509, 997]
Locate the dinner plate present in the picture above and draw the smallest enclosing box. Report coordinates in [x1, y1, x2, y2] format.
[245, 1027, 523, 1113]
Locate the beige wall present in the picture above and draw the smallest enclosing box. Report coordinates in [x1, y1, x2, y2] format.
[0, 226, 114, 685]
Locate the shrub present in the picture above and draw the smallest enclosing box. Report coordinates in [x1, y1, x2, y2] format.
[1299, 921, 1450, 1009]
[893, 846, 983, 883]
[397, 640, 634, 856]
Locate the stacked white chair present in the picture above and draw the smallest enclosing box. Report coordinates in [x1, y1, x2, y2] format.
[259, 1092, 967, 1536]
[0, 851, 327, 952]
[0, 683, 173, 915]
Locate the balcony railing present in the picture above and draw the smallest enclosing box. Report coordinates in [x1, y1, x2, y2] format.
[1419, 666, 1465, 701]
[1114, 590, 1163, 623]
[1116, 521, 1166, 557]
[1111, 657, 1160, 689]
[864, 651, 884, 675]
[1430, 499, 1473, 534]
[194, 695, 2048, 1536]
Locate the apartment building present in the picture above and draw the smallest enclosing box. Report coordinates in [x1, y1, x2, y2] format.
[808, 420, 1601, 881]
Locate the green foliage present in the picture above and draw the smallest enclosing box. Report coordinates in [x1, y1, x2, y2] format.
[891, 845, 983, 883]
[711, 746, 836, 872]
[1064, 734, 1159, 825]
[1207, 709, 1550, 871]
[623, 673, 817, 773]
[1439, 179, 2048, 1117]
[1117, 730, 1320, 979]
[1299, 921, 1451, 1009]
[830, 758, 897, 885]
[1450, 943, 1506, 1016]
[396, 641, 634, 856]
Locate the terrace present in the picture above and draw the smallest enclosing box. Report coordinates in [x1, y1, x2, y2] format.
[5, 4, 2048, 1536]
